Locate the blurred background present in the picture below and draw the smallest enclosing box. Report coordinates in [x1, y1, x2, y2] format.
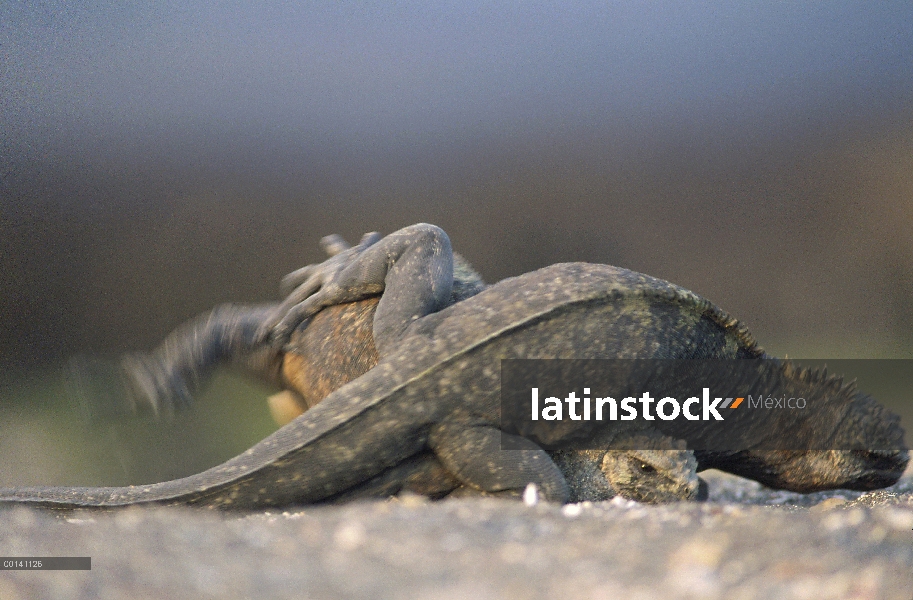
[1, 1, 912, 487]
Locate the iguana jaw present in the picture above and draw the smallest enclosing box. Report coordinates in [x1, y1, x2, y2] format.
[697, 448, 909, 493]
[818, 448, 909, 491]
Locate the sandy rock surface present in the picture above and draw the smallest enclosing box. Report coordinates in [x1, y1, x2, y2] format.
[1, 470, 912, 600]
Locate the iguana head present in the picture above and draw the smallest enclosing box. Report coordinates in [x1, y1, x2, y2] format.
[726, 448, 909, 493]
[553, 430, 706, 503]
[760, 391, 909, 491]
[601, 449, 706, 503]
[821, 390, 910, 489]
[697, 377, 909, 492]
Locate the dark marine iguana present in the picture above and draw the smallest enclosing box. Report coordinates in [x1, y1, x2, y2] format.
[68, 230, 703, 505]
[1, 224, 907, 509]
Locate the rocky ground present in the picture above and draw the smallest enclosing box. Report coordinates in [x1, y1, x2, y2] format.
[1, 469, 912, 600]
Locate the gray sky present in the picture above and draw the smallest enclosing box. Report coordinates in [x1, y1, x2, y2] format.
[3, 1, 911, 163]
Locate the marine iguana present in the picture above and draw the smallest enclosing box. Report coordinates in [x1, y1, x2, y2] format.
[69, 233, 703, 505]
[1, 224, 906, 509]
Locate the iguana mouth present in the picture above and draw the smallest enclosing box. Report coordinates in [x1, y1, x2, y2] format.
[845, 449, 909, 490]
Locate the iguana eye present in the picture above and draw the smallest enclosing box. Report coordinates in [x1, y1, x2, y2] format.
[639, 463, 656, 473]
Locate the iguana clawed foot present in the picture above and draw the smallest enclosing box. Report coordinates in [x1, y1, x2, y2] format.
[259, 231, 384, 345]
[262, 223, 455, 354]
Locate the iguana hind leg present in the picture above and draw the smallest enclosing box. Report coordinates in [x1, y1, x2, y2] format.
[428, 422, 570, 503]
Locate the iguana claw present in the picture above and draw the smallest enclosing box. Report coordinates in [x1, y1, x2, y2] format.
[262, 231, 384, 345]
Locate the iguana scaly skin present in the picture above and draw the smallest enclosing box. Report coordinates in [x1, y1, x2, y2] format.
[1, 224, 906, 509]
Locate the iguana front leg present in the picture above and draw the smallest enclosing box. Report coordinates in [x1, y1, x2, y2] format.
[265, 223, 455, 354]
